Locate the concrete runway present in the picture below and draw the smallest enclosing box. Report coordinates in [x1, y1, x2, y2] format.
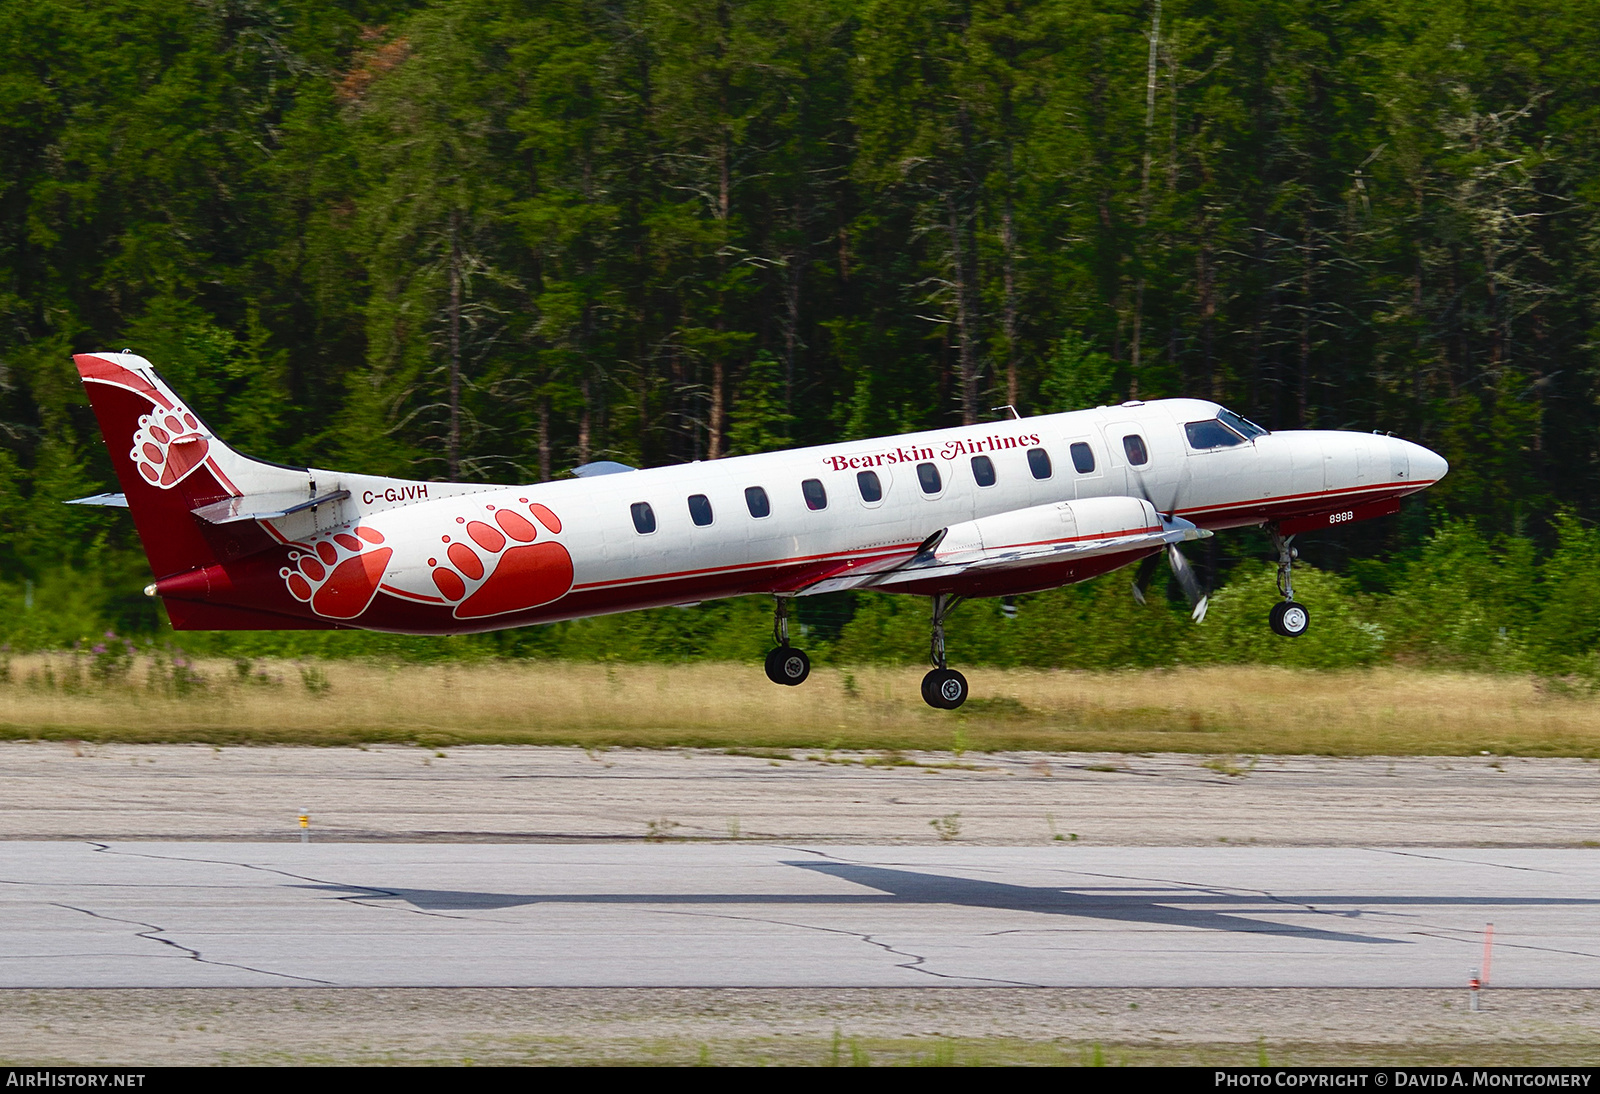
[3, 842, 1596, 989]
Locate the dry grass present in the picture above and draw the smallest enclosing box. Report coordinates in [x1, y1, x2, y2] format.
[0, 653, 1597, 756]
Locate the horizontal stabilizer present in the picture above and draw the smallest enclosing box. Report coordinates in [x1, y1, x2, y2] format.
[191, 489, 351, 525]
[66, 492, 129, 508]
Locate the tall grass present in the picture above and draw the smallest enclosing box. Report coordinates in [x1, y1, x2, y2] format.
[1, 653, 1596, 756]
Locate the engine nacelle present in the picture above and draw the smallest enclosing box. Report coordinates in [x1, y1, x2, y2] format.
[932, 495, 1166, 564]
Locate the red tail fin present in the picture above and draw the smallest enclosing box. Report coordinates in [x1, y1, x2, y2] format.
[76, 353, 240, 579]
[75, 352, 303, 582]
[76, 352, 465, 633]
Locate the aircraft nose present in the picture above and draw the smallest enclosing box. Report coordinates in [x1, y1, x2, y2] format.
[1398, 438, 1448, 484]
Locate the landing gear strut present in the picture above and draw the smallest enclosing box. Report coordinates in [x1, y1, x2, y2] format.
[1267, 527, 1310, 638]
[764, 596, 811, 686]
[921, 594, 969, 709]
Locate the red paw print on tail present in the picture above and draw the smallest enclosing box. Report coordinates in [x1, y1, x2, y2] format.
[282, 527, 393, 619]
[428, 501, 573, 618]
[131, 405, 210, 488]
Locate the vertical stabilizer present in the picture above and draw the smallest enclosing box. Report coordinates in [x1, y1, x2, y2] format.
[74, 352, 310, 580]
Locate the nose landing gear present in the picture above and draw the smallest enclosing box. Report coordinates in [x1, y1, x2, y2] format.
[921, 594, 969, 709]
[764, 596, 811, 686]
[1267, 527, 1311, 638]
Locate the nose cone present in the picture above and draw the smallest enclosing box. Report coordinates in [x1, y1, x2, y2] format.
[1398, 438, 1449, 484]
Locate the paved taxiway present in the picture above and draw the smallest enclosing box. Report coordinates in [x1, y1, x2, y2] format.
[3, 843, 1595, 988]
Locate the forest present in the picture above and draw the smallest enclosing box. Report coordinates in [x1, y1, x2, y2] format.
[2, 0, 1599, 672]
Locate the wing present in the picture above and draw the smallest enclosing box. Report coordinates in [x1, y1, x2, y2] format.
[797, 495, 1208, 595]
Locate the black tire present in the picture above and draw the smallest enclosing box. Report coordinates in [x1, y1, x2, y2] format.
[765, 646, 810, 686]
[1268, 601, 1311, 638]
[921, 668, 969, 709]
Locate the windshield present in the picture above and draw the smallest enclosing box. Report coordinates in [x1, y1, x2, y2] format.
[1185, 419, 1248, 449]
[1218, 407, 1269, 439]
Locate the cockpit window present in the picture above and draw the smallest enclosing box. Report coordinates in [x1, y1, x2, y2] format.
[1185, 419, 1248, 449]
[1218, 408, 1269, 439]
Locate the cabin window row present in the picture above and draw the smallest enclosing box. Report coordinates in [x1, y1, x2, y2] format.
[629, 443, 1099, 534]
[630, 486, 784, 533]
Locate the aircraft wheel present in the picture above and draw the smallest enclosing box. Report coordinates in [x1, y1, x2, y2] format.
[765, 646, 810, 686]
[921, 668, 969, 710]
[1268, 601, 1311, 638]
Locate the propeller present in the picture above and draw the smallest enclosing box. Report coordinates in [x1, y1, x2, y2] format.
[1131, 543, 1209, 622]
[1123, 457, 1208, 622]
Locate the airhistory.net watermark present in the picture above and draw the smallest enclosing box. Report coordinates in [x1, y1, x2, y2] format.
[4, 1073, 145, 1088]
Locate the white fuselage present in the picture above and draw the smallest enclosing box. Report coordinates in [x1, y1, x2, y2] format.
[269, 398, 1444, 630]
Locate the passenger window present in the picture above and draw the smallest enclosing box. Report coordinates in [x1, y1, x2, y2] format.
[916, 462, 942, 494]
[744, 486, 771, 518]
[857, 470, 883, 503]
[687, 494, 713, 526]
[1123, 434, 1149, 466]
[1185, 419, 1247, 449]
[630, 502, 656, 535]
[1070, 442, 1096, 474]
[801, 478, 827, 511]
[971, 455, 996, 487]
[1027, 447, 1053, 480]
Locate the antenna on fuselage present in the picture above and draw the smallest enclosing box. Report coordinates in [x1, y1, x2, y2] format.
[991, 405, 1021, 420]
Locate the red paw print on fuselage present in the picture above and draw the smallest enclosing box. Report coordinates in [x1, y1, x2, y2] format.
[282, 527, 393, 619]
[429, 501, 573, 618]
[131, 406, 211, 488]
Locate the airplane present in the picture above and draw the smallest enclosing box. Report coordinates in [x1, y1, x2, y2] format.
[68, 351, 1447, 709]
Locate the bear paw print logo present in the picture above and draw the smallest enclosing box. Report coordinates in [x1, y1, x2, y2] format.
[428, 501, 573, 618]
[282, 527, 393, 619]
[131, 405, 210, 488]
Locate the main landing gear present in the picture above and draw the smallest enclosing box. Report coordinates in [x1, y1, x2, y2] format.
[921, 594, 969, 710]
[1268, 526, 1311, 638]
[764, 596, 811, 686]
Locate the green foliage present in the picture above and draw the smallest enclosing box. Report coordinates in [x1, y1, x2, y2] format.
[1038, 332, 1117, 413]
[4, 0, 1600, 675]
[1189, 565, 1385, 670]
[1379, 522, 1540, 672]
[727, 351, 793, 455]
[1525, 514, 1600, 677]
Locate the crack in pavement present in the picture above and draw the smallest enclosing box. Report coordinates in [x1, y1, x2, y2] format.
[1377, 848, 1581, 877]
[48, 902, 333, 985]
[1407, 929, 1600, 964]
[652, 907, 1041, 987]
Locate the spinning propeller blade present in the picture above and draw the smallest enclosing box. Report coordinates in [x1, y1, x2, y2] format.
[1129, 544, 1208, 621]
[1123, 466, 1207, 621]
[1166, 542, 1209, 622]
[1130, 554, 1160, 607]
